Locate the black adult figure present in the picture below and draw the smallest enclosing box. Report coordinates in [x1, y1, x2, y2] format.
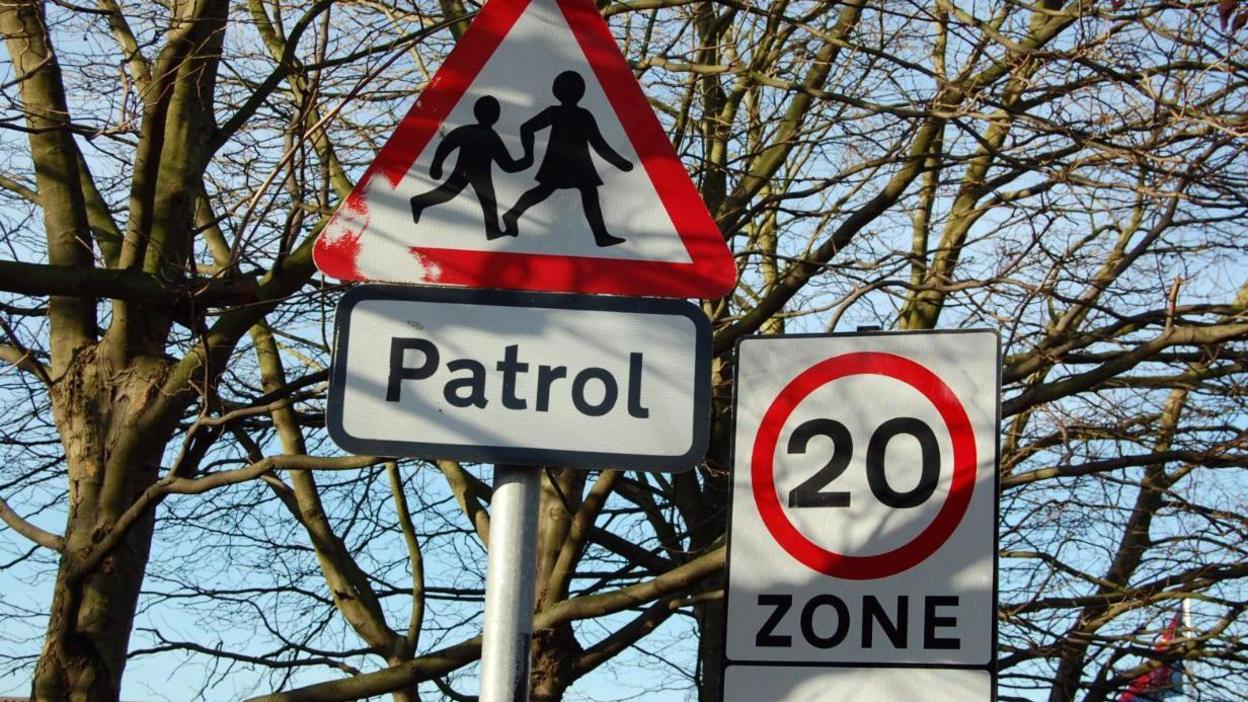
[410, 95, 526, 240]
[502, 71, 634, 247]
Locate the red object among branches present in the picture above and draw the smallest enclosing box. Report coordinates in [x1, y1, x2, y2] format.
[1118, 612, 1184, 701]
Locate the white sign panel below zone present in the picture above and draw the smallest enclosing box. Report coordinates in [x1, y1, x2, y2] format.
[723, 665, 993, 702]
[327, 286, 710, 471]
[724, 330, 998, 696]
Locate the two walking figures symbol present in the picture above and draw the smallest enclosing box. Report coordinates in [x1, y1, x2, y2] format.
[409, 70, 634, 248]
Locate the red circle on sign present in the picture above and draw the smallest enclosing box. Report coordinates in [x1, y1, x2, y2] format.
[751, 352, 977, 580]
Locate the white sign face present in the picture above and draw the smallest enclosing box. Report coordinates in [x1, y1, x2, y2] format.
[326, 286, 710, 471]
[723, 665, 992, 702]
[341, 0, 691, 266]
[725, 331, 998, 673]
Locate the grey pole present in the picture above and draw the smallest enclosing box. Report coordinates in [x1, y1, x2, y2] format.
[479, 464, 541, 702]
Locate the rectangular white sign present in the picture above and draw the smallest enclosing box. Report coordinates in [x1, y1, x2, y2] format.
[723, 665, 993, 702]
[327, 285, 710, 471]
[724, 330, 998, 692]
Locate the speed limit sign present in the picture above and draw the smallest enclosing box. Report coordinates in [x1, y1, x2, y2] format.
[723, 330, 998, 700]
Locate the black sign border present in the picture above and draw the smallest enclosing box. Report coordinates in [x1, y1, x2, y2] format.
[327, 284, 712, 473]
[719, 329, 1001, 699]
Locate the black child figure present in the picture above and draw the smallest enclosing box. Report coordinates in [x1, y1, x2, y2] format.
[502, 71, 634, 247]
[410, 96, 526, 240]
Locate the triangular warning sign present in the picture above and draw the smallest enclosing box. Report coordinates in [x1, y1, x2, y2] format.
[313, 0, 736, 299]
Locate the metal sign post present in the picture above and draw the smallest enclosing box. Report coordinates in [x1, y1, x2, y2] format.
[479, 465, 541, 702]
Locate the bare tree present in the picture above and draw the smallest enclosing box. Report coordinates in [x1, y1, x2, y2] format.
[2, 1, 1248, 701]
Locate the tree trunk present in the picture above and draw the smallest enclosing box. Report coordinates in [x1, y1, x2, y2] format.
[530, 625, 581, 702]
[31, 512, 156, 702]
[527, 468, 583, 702]
[696, 598, 726, 702]
[32, 349, 170, 701]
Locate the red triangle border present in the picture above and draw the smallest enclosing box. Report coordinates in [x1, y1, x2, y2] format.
[314, 0, 736, 299]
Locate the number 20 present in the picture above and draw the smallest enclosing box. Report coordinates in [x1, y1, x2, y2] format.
[787, 417, 940, 509]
